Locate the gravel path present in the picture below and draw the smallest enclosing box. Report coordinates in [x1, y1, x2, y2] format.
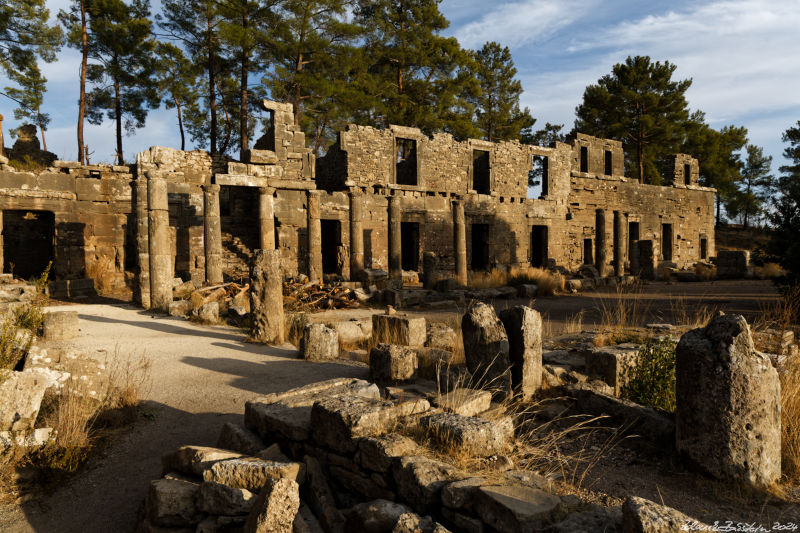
[0, 302, 367, 533]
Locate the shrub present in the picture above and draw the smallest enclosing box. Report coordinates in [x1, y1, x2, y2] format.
[622, 338, 677, 412]
[0, 264, 50, 371]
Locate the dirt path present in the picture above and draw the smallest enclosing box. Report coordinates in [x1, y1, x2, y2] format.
[0, 303, 367, 533]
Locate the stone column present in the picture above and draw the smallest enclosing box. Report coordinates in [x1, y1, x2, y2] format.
[307, 191, 322, 281]
[258, 187, 275, 251]
[147, 173, 172, 312]
[595, 209, 607, 277]
[613, 210, 624, 277]
[349, 191, 364, 278]
[453, 200, 467, 286]
[204, 184, 223, 285]
[422, 251, 438, 290]
[388, 195, 402, 281]
[135, 179, 150, 308]
[250, 249, 284, 344]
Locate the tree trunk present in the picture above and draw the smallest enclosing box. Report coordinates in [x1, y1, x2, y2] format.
[207, 9, 217, 156]
[239, 10, 249, 159]
[114, 70, 124, 164]
[175, 97, 185, 151]
[37, 106, 47, 152]
[78, 0, 88, 164]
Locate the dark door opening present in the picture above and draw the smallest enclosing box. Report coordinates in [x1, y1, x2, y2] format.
[580, 146, 588, 173]
[320, 219, 342, 274]
[530, 225, 548, 267]
[628, 221, 640, 257]
[396, 138, 418, 185]
[471, 224, 490, 271]
[700, 237, 708, 259]
[473, 150, 490, 194]
[583, 238, 593, 265]
[661, 223, 673, 261]
[3, 210, 55, 280]
[401, 222, 419, 271]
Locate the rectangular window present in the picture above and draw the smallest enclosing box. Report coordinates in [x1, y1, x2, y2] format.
[396, 138, 418, 185]
[628, 221, 640, 259]
[580, 146, 588, 173]
[528, 155, 549, 198]
[604, 150, 613, 175]
[583, 238, 593, 265]
[473, 150, 490, 194]
[662, 223, 673, 261]
[684, 163, 692, 185]
[700, 237, 708, 260]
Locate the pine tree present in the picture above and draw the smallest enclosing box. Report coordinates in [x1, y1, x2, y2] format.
[59, 0, 91, 163]
[575, 56, 692, 184]
[726, 144, 773, 227]
[768, 121, 800, 285]
[154, 42, 200, 151]
[3, 65, 51, 150]
[469, 41, 534, 142]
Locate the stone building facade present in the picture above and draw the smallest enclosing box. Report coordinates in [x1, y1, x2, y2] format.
[0, 100, 715, 306]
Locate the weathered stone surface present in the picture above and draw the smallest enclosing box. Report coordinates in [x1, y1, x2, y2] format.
[161, 445, 243, 476]
[330, 318, 372, 346]
[676, 314, 781, 488]
[311, 394, 397, 453]
[473, 484, 564, 532]
[243, 478, 300, 533]
[195, 515, 248, 533]
[358, 434, 419, 473]
[250, 249, 284, 344]
[146, 478, 201, 527]
[203, 457, 304, 491]
[392, 456, 460, 513]
[545, 507, 622, 533]
[461, 302, 511, 395]
[370, 343, 417, 383]
[422, 252, 438, 290]
[0, 370, 50, 431]
[42, 311, 79, 341]
[0, 427, 53, 449]
[197, 481, 256, 515]
[420, 412, 513, 456]
[303, 455, 346, 533]
[425, 322, 458, 352]
[245, 401, 311, 442]
[392, 513, 451, 533]
[622, 496, 702, 532]
[168, 299, 190, 317]
[217, 422, 265, 456]
[441, 477, 485, 509]
[435, 388, 491, 417]
[346, 499, 412, 533]
[585, 345, 640, 396]
[517, 284, 538, 298]
[194, 301, 219, 323]
[302, 323, 339, 361]
[330, 464, 395, 501]
[372, 314, 426, 347]
[498, 306, 542, 399]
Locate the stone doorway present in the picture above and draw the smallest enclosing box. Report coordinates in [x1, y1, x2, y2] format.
[320, 219, 342, 275]
[3, 210, 55, 280]
[471, 223, 490, 271]
[530, 225, 548, 268]
[400, 222, 419, 271]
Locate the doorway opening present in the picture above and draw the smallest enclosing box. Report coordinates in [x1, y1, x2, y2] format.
[530, 225, 548, 267]
[661, 223, 673, 261]
[320, 219, 342, 274]
[471, 223, 490, 271]
[401, 222, 420, 271]
[583, 238, 593, 265]
[3, 210, 55, 280]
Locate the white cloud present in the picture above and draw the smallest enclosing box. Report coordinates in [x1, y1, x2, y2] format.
[452, 0, 596, 49]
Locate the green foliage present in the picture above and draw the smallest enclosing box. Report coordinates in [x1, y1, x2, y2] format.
[154, 42, 201, 151]
[622, 338, 677, 412]
[0, 263, 49, 371]
[29, 442, 93, 478]
[4, 63, 51, 142]
[574, 56, 692, 184]
[725, 144, 774, 227]
[468, 41, 534, 142]
[8, 155, 47, 172]
[768, 121, 800, 287]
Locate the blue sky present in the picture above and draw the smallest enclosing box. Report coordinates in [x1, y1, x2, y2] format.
[2, 0, 799, 173]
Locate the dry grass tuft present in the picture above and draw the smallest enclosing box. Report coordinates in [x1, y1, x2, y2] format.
[753, 262, 787, 280]
[592, 282, 650, 346]
[284, 312, 308, 348]
[469, 267, 564, 296]
[781, 355, 800, 484]
[668, 295, 717, 331]
[694, 262, 717, 280]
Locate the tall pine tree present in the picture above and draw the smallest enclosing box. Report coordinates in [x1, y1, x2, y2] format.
[726, 144, 773, 227]
[768, 121, 800, 285]
[154, 42, 200, 151]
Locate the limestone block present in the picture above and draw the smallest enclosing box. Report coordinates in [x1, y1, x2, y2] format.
[310, 394, 398, 453]
[517, 284, 538, 298]
[197, 481, 256, 515]
[676, 314, 780, 488]
[499, 306, 543, 399]
[358, 434, 419, 473]
[330, 464, 395, 501]
[303, 455, 346, 533]
[345, 499, 412, 533]
[168, 299, 190, 317]
[392, 455, 460, 513]
[302, 323, 339, 361]
[330, 318, 372, 345]
[43, 311, 79, 341]
[392, 513, 451, 533]
[435, 388, 491, 417]
[243, 478, 300, 533]
[369, 343, 417, 383]
[194, 301, 219, 323]
[585, 345, 639, 396]
[146, 478, 201, 527]
[202, 457, 304, 491]
[461, 302, 511, 396]
[245, 401, 311, 442]
[0, 370, 50, 431]
[441, 477, 485, 509]
[473, 484, 564, 532]
[161, 445, 244, 476]
[425, 322, 458, 352]
[622, 496, 704, 532]
[414, 347, 455, 380]
[372, 314, 426, 347]
[217, 422, 265, 456]
[420, 413, 514, 456]
[250, 249, 284, 344]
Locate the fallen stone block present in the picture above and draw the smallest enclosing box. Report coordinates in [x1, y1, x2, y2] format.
[474, 484, 564, 532]
[545, 507, 622, 533]
[331, 318, 372, 346]
[346, 499, 412, 533]
[425, 322, 458, 352]
[585, 345, 640, 396]
[161, 445, 244, 477]
[434, 388, 491, 417]
[302, 323, 339, 361]
[303, 455, 346, 533]
[517, 284, 538, 298]
[420, 412, 514, 456]
[392, 513, 451, 533]
[243, 478, 300, 533]
[499, 305, 543, 399]
[202, 457, 304, 491]
[358, 434, 419, 473]
[43, 311, 79, 341]
[195, 516, 247, 533]
[461, 302, 511, 396]
[168, 300, 190, 317]
[372, 314, 426, 347]
[441, 476, 485, 509]
[392, 456, 460, 513]
[622, 496, 704, 532]
[331, 465, 395, 501]
[217, 422, 265, 456]
[146, 478, 201, 527]
[245, 402, 312, 442]
[197, 481, 256, 515]
[370, 343, 417, 383]
[414, 347, 455, 380]
[0, 370, 52, 432]
[311, 394, 398, 453]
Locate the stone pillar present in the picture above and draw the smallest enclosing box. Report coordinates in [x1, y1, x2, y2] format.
[307, 191, 322, 281]
[453, 200, 467, 286]
[258, 187, 275, 251]
[676, 314, 780, 488]
[135, 179, 150, 308]
[250, 249, 284, 344]
[499, 305, 542, 401]
[422, 251, 438, 290]
[204, 184, 223, 285]
[388, 195, 402, 281]
[613, 210, 624, 277]
[349, 191, 364, 278]
[595, 209, 607, 277]
[147, 174, 172, 312]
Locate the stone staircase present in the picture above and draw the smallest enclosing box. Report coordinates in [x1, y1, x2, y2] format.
[221, 232, 254, 282]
